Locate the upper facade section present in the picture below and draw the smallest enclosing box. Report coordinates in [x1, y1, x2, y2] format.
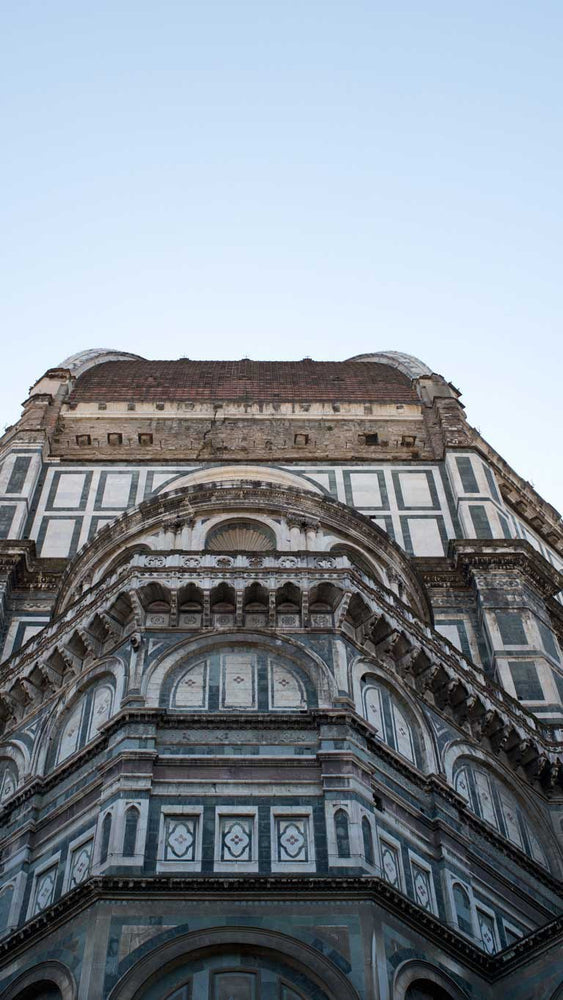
[68, 357, 420, 404]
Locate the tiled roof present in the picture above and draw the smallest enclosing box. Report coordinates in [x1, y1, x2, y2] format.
[69, 359, 419, 404]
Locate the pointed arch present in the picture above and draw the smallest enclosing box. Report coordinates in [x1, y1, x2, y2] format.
[100, 812, 112, 865]
[362, 816, 375, 867]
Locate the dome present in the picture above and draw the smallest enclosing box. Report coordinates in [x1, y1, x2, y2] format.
[345, 351, 433, 379]
[58, 348, 145, 377]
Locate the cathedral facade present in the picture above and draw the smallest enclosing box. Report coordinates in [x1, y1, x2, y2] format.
[0, 349, 561, 1000]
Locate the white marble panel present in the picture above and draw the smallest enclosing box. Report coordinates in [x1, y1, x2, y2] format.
[270, 662, 305, 709]
[407, 518, 444, 556]
[392, 704, 415, 762]
[349, 473, 382, 507]
[221, 654, 256, 708]
[88, 685, 113, 738]
[499, 791, 523, 848]
[399, 472, 433, 507]
[436, 624, 462, 650]
[52, 473, 86, 508]
[58, 702, 83, 763]
[364, 686, 384, 739]
[102, 473, 132, 508]
[475, 771, 497, 828]
[174, 661, 208, 708]
[41, 518, 76, 557]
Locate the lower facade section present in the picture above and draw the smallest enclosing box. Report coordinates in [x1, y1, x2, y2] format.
[0, 883, 561, 1000]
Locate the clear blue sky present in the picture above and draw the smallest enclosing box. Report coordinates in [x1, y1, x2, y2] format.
[1, 1, 562, 511]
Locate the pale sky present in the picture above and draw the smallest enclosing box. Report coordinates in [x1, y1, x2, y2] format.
[1, 1, 561, 511]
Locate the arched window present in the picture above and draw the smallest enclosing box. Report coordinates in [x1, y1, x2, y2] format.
[452, 883, 472, 936]
[362, 678, 418, 764]
[453, 761, 548, 866]
[165, 646, 312, 713]
[100, 813, 112, 865]
[123, 806, 140, 858]
[361, 816, 374, 867]
[56, 680, 116, 766]
[334, 809, 351, 858]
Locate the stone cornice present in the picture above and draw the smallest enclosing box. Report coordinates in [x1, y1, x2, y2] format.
[451, 539, 563, 599]
[0, 540, 66, 592]
[0, 873, 560, 980]
[0, 541, 36, 581]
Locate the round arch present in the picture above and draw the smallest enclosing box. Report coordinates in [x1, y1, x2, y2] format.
[349, 657, 439, 773]
[444, 741, 562, 876]
[393, 959, 472, 1000]
[156, 464, 324, 496]
[1, 961, 76, 1000]
[32, 655, 126, 777]
[108, 925, 361, 1000]
[54, 482, 432, 623]
[192, 510, 284, 551]
[142, 630, 338, 709]
[204, 517, 277, 552]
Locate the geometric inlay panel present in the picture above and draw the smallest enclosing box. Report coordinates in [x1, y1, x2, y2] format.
[220, 816, 254, 863]
[276, 817, 309, 863]
[164, 817, 198, 861]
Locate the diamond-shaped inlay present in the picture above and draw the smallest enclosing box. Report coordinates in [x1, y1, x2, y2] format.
[222, 819, 252, 860]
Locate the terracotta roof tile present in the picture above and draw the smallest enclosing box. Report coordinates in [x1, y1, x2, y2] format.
[69, 359, 418, 404]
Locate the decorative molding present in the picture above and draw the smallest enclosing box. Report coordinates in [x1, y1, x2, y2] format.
[0, 873, 560, 980]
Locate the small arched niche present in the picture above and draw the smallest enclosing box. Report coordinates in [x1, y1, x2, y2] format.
[1, 961, 76, 1000]
[394, 961, 470, 1000]
[405, 982, 457, 1000]
[10, 984, 62, 1000]
[205, 519, 276, 552]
